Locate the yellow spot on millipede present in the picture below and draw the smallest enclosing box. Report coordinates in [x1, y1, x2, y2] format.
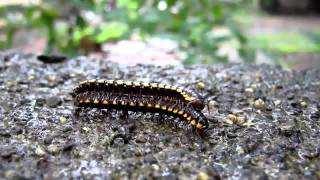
[171, 87, 177, 90]
[147, 104, 153, 108]
[98, 79, 104, 84]
[151, 83, 158, 88]
[196, 123, 204, 129]
[187, 116, 192, 121]
[102, 100, 108, 104]
[183, 113, 188, 118]
[93, 99, 99, 104]
[139, 102, 144, 106]
[165, 85, 171, 89]
[173, 109, 178, 114]
[161, 106, 167, 110]
[191, 120, 196, 125]
[113, 100, 117, 105]
[85, 99, 90, 103]
[155, 104, 160, 109]
[107, 80, 114, 84]
[116, 80, 124, 85]
[168, 107, 173, 112]
[79, 81, 86, 85]
[130, 102, 135, 106]
[88, 79, 95, 83]
[178, 110, 184, 115]
[142, 82, 149, 87]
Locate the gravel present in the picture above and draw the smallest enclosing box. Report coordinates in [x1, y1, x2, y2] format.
[0, 52, 319, 179]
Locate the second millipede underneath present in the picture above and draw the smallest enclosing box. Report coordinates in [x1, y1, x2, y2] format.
[73, 79, 209, 130]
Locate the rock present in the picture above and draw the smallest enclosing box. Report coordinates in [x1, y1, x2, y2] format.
[44, 136, 53, 145]
[254, 98, 265, 109]
[112, 137, 125, 148]
[196, 172, 210, 180]
[36, 98, 46, 106]
[300, 101, 308, 108]
[46, 96, 62, 108]
[47, 144, 60, 154]
[59, 117, 68, 124]
[1, 52, 320, 179]
[62, 142, 76, 152]
[135, 135, 147, 143]
[226, 114, 237, 124]
[274, 100, 281, 106]
[0, 129, 11, 137]
[62, 126, 73, 132]
[144, 154, 157, 164]
[35, 147, 46, 157]
[1, 146, 16, 159]
[196, 82, 206, 90]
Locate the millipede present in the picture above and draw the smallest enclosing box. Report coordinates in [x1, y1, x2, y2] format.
[73, 79, 205, 111]
[73, 79, 209, 131]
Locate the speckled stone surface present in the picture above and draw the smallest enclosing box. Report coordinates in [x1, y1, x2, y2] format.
[0, 52, 319, 179]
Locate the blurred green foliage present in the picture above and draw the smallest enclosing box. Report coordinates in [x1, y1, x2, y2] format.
[0, 0, 255, 64]
[251, 31, 320, 53]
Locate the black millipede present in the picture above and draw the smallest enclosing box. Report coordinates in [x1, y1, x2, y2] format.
[74, 91, 208, 130]
[73, 79, 205, 111]
[73, 79, 209, 130]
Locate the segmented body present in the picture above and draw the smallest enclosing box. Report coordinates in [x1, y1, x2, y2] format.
[73, 79, 205, 111]
[73, 79, 208, 130]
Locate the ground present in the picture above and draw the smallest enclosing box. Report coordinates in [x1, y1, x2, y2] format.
[0, 52, 319, 179]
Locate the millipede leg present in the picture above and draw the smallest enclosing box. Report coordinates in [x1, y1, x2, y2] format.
[101, 109, 109, 116]
[121, 110, 129, 120]
[73, 107, 82, 118]
[159, 113, 165, 124]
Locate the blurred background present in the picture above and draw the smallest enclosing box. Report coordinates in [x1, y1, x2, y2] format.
[0, 0, 319, 69]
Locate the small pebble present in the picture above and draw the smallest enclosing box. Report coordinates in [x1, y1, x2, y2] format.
[63, 142, 76, 152]
[47, 144, 60, 154]
[48, 76, 56, 82]
[274, 100, 281, 106]
[5, 170, 16, 179]
[196, 172, 209, 180]
[151, 164, 160, 171]
[300, 101, 307, 108]
[59, 117, 67, 124]
[226, 114, 237, 124]
[35, 147, 46, 157]
[245, 88, 254, 93]
[196, 82, 205, 90]
[136, 135, 147, 143]
[254, 99, 265, 109]
[82, 127, 90, 132]
[0, 130, 11, 137]
[28, 75, 35, 81]
[44, 136, 53, 144]
[208, 100, 217, 110]
[46, 96, 62, 108]
[237, 116, 247, 124]
[144, 154, 157, 164]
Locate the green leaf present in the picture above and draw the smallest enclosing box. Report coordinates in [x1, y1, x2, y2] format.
[96, 22, 129, 43]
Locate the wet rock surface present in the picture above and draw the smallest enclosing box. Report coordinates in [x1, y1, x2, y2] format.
[0, 52, 320, 179]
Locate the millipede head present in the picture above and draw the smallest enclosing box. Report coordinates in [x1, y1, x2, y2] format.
[189, 98, 205, 111]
